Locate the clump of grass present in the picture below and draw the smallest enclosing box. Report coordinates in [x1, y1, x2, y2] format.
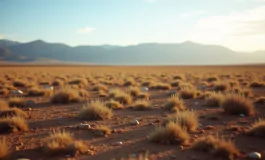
[141, 80, 155, 87]
[68, 78, 88, 86]
[77, 101, 112, 120]
[106, 99, 124, 110]
[43, 131, 87, 156]
[164, 95, 186, 112]
[150, 82, 172, 90]
[0, 117, 28, 133]
[52, 79, 64, 86]
[178, 87, 198, 99]
[255, 96, 265, 104]
[92, 84, 107, 91]
[0, 100, 9, 110]
[98, 90, 108, 98]
[231, 87, 252, 98]
[213, 82, 229, 92]
[0, 108, 27, 118]
[113, 91, 132, 105]
[205, 92, 224, 107]
[28, 87, 53, 97]
[124, 79, 135, 86]
[246, 119, 265, 137]
[93, 125, 111, 137]
[228, 81, 239, 87]
[50, 89, 80, 104]
[119, 153, 149, 160]
[39, 81, 51, 85]
[165, 110, 198, 132]
[206, 77, 219, 82]
[148, 122, 189, 145]
[78, 89, 89, 97]
[249, 81, 265, 88]
[170, 80, 182, 87]
[13, 80, 28, 87]
[137, 92, 150, 99]
[129, 86, 141, 97]
[0, 89, 9, 96]
[0, 138, 9, 160]
[130, 100, 152, 110]
[173, 75, 185, 81]
[220, 93, 254, 116]
[8, 97, 27, 108]
[197, 91, 212, 99]
[191, 136, 240, 160]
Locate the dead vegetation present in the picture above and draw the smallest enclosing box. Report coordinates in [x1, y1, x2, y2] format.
[50, 88, 80, 104]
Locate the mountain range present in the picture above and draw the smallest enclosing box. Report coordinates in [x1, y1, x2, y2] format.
[0, 39, 264, 65]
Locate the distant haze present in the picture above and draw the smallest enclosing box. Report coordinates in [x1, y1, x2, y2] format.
[0, 39, 264, 65]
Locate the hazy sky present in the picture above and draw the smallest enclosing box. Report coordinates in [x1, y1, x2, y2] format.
[0, 0, 265, 51]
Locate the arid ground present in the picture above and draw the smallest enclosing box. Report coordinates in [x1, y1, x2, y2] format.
[0, 65, 265, 160]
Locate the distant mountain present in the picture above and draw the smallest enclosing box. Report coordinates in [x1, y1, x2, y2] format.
[0, 39, 264, 65]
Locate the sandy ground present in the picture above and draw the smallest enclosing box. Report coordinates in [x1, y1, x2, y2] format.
[0, 65, 265, 160]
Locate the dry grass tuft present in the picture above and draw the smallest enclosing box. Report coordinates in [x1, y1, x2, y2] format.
[206, 76, 219, 82]
[129, 86, 141, 97]
[52, 79, 64, 86]
[254, 96, 265, 104]
[166, 110, 198, 132]
[246, 119, 265, 137]
[220, 93, 254, 116]
[0, 107, 27, 118]
[178, 87, 198, 99]
[8, 97, 27, 108]
[0, 89, 9, 96]
[0, 138, 9, 160]
[50, 89, 80, 104]
[68, 78, 88, 86]
[43, 130, 87, 156]
[13, 80, 28, 87]
[93, 125, 111, 137]
[205, 92, 224, 107]
[173, 75, 185, 81]
[148, 122, 189, 145]
[164, 95, 186, 112]
[113, 91, 132, 105]
[28, 87, 53, 97]
[249, 81, 265, 88]
[213, 82, 229, 92]
[137, 92, 150, 99]
[106, 99, 124, 110]
[124, 79, 135, 86]
[78, 101, 112, 120]
[0, 100, 9, 110]
[170, 80, 182, 87]
[0, 117, 28, 133]
[130, 100, 152, 110]
[191, 136, 219, 152]
[150, 82, 172, 90]
[92, 84, 108, 91]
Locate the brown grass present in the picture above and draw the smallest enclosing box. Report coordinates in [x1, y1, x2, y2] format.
[13, 80, 28, 87]
[246, 119, 265, 137]
[0, 138, 9, 160]
[52, 79, 64, 86]
[0, 107, 27, 118]
[68, 78, 88, 86]
[164, 95, 186, 112]
[77, 101, 113, 120]
[106, 99, 124, 110]
[137, 92, 150, 99]
[129, 86, 141, 97]
[43, 130, 87, 156]
[249, 81, 265, 88]
[0, 117, 28, 133]
[205, 92, 224, 107]
[92, 84, 108, 91]
[124, 79, 135, 86]
[220, 93, 254, 116]
[28, 87, 53, 97]
[50, 89, 80, 104]
[150, 82, 171, 90]
[0, 89, 9, 96]
[178, 87, 198, 99]
[170, 80, 182, 87]
[213, 82, 229, 92]
[206, 76, 219, 82]
[166, 110, 198, 132]
[0, 100, 9, 110]
[8, 97, 27, 108]
[148, 122, 189, 145]
[254, 96, 265, 104]
[129, 100, 152, 110]
[93, 125, 111, 137]
[113, 91, 132, 105]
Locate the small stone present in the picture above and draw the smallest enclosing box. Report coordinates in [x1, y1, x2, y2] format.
[194, 102, 199, 105]
[115, 141, 123, 146]
[78, 123, 91, 129]
[198, 123, 203, 127]
[131, 119, 139, 125]
[28, 108, 32, 111]
[248, 152, 261, 159]
[240, 114, 245, 117]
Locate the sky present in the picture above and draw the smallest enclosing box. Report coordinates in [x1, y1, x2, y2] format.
[0, 0, 265, 51]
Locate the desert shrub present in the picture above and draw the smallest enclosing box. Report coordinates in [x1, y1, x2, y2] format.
[129, 100, 152, 110]
[0, 138, 9, 160]
[92, 84, 107, 91]
[92, 125, 111, 137]
[213, 82, 229, 92]
[178, 82, 194, 90]
[39, 81, 51, 85]
[137, 92, 150, 99]
[106, 99, 124, 110]
[141, 80, 155, 87]
[170, 80, 182, 87]
[0, 117, 28, 133]
[205, 92, 224, 107]
[178, 87, 198, 99]
[197, 91, 212, 99]
[78, 89, 89, 97]
[206, 76, 219, 82]
[255, 97, 265, 104]
[246, 119, 265, 137]
[52, 79, 64, 86]
[148, 122, 189, 145]
[8, 97, 27, 108]
[150, 83, 171, 90]
[13, 80, 28, 87]
[43, 131, 87, 156]
[165, 110, 198, 132]
[129, 86, 141, 97]
[0, 108, 27, 118]
[113, 91, 132, 105]
[98, 90, 108, 98]
[0, 89, 9, 96]
[50, 89, 80, 104]
[0, 100, 9, 110]
[164, 95, 186, 112]
[173, 75, 185, 81]
[28, 87, 53, 97]
[249, 81, 265, 88]
[228, 81, 239, 87]
[68, 78, 88, 86]
[191, 136, 240, 160]
[124, 79, 135, 86]
[220, 93, 254, 116]
[77, 101, 112, 120]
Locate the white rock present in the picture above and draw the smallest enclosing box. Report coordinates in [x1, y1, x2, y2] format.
[198, 123, 203, 127]
[240, 114, 245, 117]
[43, 85, 53, 90]
[141, 87, 148, 92]
[248, 152, 261, 159]
[116, 141, 123, 146]
[78, 123, 91, 129]
[11, 90, 23, 95]
[194, 102, 199, 105]
[131, 119, 139, 125]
